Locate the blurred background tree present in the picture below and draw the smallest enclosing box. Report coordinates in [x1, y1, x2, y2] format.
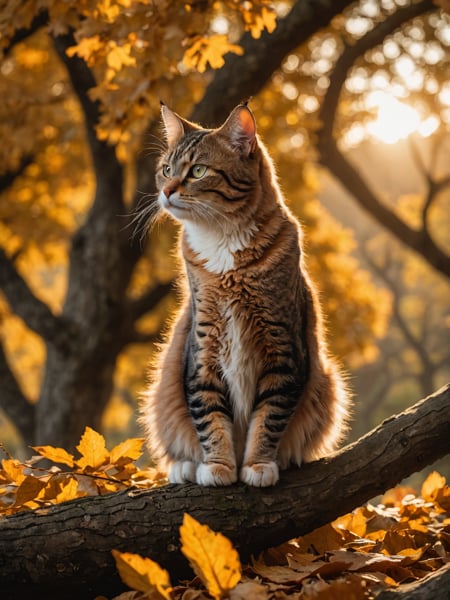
[0, 1, 448, 482]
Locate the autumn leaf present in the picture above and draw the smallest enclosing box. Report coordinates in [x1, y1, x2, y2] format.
[333, 507, 367, 537]
[76, 426, 110, 470]
[1, 459, 26, 485]
[243, 6, 277, 39]
[421, 471, 446, 502]
[183, 35, 243, 73]
[110, 438, 145, 466]
[112, 550, 173, 599]
[32, 445, 75, 467]
[14, 475, 47, 507]
[55, 477, 80, 504]
[106, 42, 136, 72]
[180, 513, 241, 600]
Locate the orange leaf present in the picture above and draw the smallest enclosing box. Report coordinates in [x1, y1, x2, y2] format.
[180, 513, 241, 600]
[110, 438, 145, 465]
[112, 550, 172, 598]
[421, 471, 446, 502]
[14, 475, 47, 507]
[55, 477, 80, 503]
[76, 427, 109, 470]
[32, 445, 75, 467]
[1, 459, 26, 485]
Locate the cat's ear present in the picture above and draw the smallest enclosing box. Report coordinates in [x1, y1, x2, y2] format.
[160, 103, 198, 147]
[219, 104, 257, 156]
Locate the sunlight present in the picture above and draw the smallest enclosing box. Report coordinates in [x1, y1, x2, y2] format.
[366, 91, 421, 144]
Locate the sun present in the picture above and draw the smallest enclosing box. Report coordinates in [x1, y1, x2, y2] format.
[366, 91, 421, 144]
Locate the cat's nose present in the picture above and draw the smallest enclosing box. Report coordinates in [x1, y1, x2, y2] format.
[163, 182, 179, 198]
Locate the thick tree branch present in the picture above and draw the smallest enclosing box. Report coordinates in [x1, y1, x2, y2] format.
[52, 32, 125, 217]
[121, 281, 175, 345]
[317, 0, 450, 279]
[1, 385, 448, 598]
[127, 281, 175, 321]
[135, 0, 357, 200]
[0, 247, 75, 352]
[0, 342, 34, 442]
[191, 0, 355, 127]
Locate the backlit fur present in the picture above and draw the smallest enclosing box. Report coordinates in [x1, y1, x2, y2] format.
[140, 104, 351, 487]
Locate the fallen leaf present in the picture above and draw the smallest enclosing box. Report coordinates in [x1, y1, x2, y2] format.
[112, 550, 172, 599]
[180, 513, 241, 600]
[421, 471, 446, 502]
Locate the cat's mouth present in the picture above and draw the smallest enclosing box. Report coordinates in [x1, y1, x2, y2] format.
[159, 191, 189, 213]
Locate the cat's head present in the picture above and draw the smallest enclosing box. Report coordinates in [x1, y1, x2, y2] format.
[156, 104, 260, 225]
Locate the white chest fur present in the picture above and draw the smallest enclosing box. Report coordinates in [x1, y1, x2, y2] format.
[183, 221, 257, 274]
[224, 313, 257, 423]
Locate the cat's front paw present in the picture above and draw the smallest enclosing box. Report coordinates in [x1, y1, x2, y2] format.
[240, 462, 279, 487]
[196, 462, 237, 486]
[168, 461, 197, 484]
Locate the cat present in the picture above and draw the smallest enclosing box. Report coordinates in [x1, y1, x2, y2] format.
[140, 102, 351, 487]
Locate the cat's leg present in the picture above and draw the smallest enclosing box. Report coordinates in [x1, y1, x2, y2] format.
[191, 397, 237, 486]
[185, 369, 237, 486]
[240, 374, 303, 487]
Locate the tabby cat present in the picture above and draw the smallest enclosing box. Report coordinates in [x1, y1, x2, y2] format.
[140, 103, 350, 487]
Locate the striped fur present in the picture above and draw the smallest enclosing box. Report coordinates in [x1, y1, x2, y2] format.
[140, 104, 351, 487]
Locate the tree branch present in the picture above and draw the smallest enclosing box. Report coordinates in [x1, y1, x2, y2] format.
[0, 341, 34, 442]
[0, 247, 75, 352]
[316, 0, 450, 279]
[1, 385, 448, 597]
[127, 281, 175, 321]
[191, 0, 356, 127]
[52, 32, 125, 216]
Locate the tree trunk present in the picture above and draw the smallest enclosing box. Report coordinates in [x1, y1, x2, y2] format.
[1, 385, 449, 600]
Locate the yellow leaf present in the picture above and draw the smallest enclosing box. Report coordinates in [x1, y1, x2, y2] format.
[32, 445, 75, 467]
[112, 550, 173, 598]
[333, 507, 367, 537]
[183, 35, 243, 73]
[106, 42, 136, 72]
[180, 514, 241, 600]
[14, 475, 47, 507]
[76, 427, 109, 470]
[1, 459, 26, 485]
[421, 471, 446, 502]
[55, 477, 80, 503]
[110, 438, 145, 465]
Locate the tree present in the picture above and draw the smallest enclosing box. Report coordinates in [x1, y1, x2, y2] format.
[0, 0, 448, 453]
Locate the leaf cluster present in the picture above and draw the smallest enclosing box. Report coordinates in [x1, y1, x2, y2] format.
[111, 473, 450, 600]
[0, 427, 165, 515]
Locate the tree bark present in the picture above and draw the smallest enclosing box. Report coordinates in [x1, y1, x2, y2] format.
[1, 385, 449, 599]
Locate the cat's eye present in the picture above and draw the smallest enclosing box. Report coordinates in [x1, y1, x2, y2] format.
[190, 164, 207, 179]
[162, 164, 172, 178]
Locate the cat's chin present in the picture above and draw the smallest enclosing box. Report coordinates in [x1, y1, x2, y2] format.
[196, 462, 238, 486]
[240, 462, 279, 487]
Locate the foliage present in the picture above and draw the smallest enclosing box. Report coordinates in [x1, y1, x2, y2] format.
[110, 474, 450, 600]
[0, 427, 165, 515]
[1, 429, 449, 598]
